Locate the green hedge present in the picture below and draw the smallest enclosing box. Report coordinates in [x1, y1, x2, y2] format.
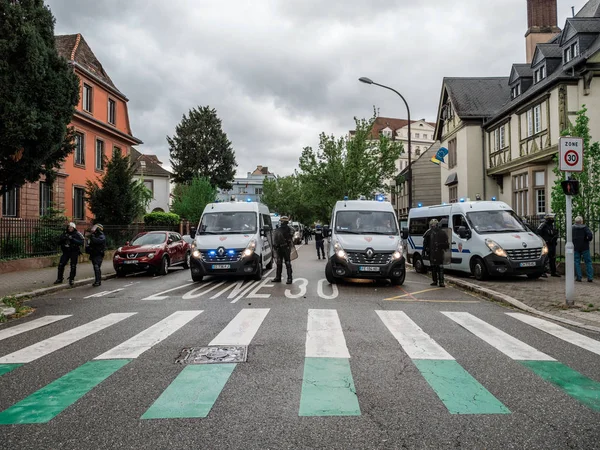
[143, 212, 180, 226]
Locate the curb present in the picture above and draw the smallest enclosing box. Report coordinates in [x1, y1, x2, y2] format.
[405, 262, 600, 333]
[13, 273, 117, 300]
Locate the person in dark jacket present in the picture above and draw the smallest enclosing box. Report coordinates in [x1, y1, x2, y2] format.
[537, 214, 560, 277]
[422, 219, 449, 287]
[573, 216, 594, 282]
[54, 222, 84, 287]
[87, 224, 107, 287]
[303, 226, 311, 245]
[314, 224, 325, 260]
[272, 216, 294, 284]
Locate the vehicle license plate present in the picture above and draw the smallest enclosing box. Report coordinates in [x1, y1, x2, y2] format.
[123, 260, 137, 265]
[212, 264, 231, 270]
[359, 266, 380, 272]
[519, 262, 537, 267]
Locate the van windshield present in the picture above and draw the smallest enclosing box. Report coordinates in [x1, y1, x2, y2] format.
[199, 212, 257, 234]
[335, 211, 398, 235]
[466, 210, 527, 234]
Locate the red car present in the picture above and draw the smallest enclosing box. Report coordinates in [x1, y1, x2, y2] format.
[113, 231, 191, 277]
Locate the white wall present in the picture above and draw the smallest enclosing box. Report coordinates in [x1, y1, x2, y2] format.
[135, 176, 170, 213]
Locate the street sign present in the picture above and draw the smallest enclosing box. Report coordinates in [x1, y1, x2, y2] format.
[559, 137, 584, 172]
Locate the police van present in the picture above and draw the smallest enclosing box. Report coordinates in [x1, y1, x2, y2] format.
[189, 201, 274, 282]
[404, 201, 548, 280]
[326, 198, 405, 285]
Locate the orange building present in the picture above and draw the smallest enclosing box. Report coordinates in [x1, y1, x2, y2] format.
[0, 34, 142, 223]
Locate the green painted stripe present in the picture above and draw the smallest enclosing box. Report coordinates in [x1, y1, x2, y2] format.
[0, 359, 130, 424]
[521, 360, 600, 411]
[414, 359, 510, 415]
[0, 363, 23, 377]
[142, 363, 237, 419]
[299, 357, 361, 416]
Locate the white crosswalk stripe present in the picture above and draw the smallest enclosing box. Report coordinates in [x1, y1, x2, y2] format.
[305, 309, 350, 358]
[0, 316, 71, 342]
[209, 309, 270, 346]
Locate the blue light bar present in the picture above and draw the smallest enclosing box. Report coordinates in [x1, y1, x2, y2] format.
[376, 195, 384, 202]
[491, 197, 497, 201]
[417, 203, 423, 208]
[459, 198, 465, 203]
[247, 198, 252, 202]
[343, 196, 349, 201]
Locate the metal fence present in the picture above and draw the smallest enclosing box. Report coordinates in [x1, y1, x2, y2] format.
[522, 215, 600, 262]
[0, 218, 184, 260]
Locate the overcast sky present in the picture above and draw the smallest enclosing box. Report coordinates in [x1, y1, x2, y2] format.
[46, 0, 588, 178]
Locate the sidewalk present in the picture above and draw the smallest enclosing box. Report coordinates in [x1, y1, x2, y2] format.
[446, 273, 600, 331]
[0, 259, 116, 300]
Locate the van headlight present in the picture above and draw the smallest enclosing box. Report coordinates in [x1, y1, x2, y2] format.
[192, 249, 201, 258]
[243, 239, 257, 257]
[333, 240, 347, 259]
[542, 243, 548, 255]
[392, 243, 403, 260]
[485, 239, 507, 258]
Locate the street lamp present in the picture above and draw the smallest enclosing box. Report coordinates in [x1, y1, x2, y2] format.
[359, 77, 412, 211]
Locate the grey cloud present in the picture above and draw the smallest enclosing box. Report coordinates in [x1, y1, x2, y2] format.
[46, 0, 589, 177]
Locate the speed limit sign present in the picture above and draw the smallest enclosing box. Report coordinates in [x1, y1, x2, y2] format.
[559, 137, 584, 172]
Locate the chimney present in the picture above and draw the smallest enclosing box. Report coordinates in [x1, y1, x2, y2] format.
[525, 0, 561, 63]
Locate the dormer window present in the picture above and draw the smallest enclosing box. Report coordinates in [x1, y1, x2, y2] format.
[564, 41, 579, 63]
[511, 84, 521, 99]
[381, 129, 392, 138]
[534, 66, 546, 84]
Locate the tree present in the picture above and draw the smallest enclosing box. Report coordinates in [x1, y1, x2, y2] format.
[85, 151, 152, 224]
[168, 106, 237, 189]
[298, 114, 403, 218]
[0, 0, 80, 195]
[551, 106, 600, 221]
[170, 176, 216, 225]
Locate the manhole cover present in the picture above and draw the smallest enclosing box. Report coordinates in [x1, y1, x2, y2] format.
[175, 346, 248, 364]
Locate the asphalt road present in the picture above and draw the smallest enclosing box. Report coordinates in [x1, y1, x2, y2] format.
[1, 244, 599, 450]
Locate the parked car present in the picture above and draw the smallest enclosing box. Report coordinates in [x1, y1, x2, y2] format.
[113, 231, 191, 277]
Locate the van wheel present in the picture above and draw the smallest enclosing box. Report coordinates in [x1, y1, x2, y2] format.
[390, 271, 406, 286]
[471, 257, 489, 281]
[527, 272, 543, 280]
[183, 251, 191, 269]
[325, 261, 337, 284]
[413, 254, 427, 274]
[253, 262, 263, 281]
[191, 272, 203, 282]
[158, 256, 169, 276]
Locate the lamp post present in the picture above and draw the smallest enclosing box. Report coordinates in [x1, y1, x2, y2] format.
[359, 77, 412, 211]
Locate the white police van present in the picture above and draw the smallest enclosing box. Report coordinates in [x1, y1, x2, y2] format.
[403, 200, 548, 280]
[326, 197, 405, 285]
[190, 201, 274, 282]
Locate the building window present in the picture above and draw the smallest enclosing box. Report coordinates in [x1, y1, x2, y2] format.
[39, 182, 53, 216]
[534, 171, 546, 215]
[74, 132, 85, 166]
[449, 186, 458, 204]
[533, 105, 541, 134]
[534, 66, 545, 83]
[83, 83, 93, 113]
[254, 187, 263, 195]
[95, 139, 104, 171]
[448, 138, 457, 168]
[415, 147, 421, 156]
[381, 129, 392, 138]
[415, 133, 420, 139]
[143, 180, 154, 197]
[73, 187, 85, 220]
[1, 187, 19, 217]
[511, 84, 521, 99]
[513, 173, 529, 216]
[108, 99, 116, 125]
[564, 41, 579, 63]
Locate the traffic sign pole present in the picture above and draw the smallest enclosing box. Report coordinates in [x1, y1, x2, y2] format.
[565, 171, 574, 306]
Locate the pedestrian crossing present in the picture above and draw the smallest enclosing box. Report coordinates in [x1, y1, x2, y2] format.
[0, 309, 598, 424]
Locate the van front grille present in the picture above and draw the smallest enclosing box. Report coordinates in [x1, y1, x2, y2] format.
[347, 252, 393, 265]
[506, 248, 542, 261]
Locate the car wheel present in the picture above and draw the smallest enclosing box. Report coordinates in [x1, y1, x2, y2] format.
[413, 254, 427, 274]
[527, 272, 543, 280]
[471, 257, 489, 281]
[390, 270, 406, 286]
[158, 256, 169, 276]
[325, 261, 337, 284]
[253, 261, 263, 281]
[192, 272, 203, 282]
[115, 268, 126, 278]
[183, 251, 191, 269]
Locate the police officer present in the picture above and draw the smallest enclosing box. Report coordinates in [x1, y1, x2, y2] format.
[315, 224, 325, 260]
[423, 219, 449, 288]
[272, 216, 294, 284]
[537, 214, 560, 278]
[87, 224, 107, 287]
[54, 222, 84, 287]
[303, 226, 311, 245]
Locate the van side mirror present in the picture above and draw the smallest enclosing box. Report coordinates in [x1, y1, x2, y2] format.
[261, 225, 271, 237]
[190, 230, 196, 239]
[458, 226, 471, 239]
[401, 228, 409, 240]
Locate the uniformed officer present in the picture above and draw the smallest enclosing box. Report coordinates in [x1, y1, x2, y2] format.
[423, 219, 450, 288]
[314, 224, 325, 260]
[87, 224, 107, 287]
[272, 216, 294, 284]
[54, 222, 84, 287]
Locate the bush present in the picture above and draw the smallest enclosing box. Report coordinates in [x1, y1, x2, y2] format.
[0, 237, 26, 258]
[30, 212, 65, 255]
[143, 212, 180, 227]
